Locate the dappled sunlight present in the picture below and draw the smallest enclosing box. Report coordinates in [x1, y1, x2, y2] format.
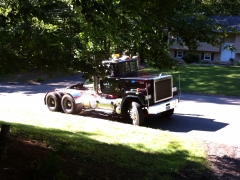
[0, 73, 84, 95]
[0, 122, 207, 179]
[0, 84, 54, 95]
[170, 65, 240, 96]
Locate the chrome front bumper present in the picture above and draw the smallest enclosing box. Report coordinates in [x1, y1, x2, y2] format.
[147, 96, 179, 114]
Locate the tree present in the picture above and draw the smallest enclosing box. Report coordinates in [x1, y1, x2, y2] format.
[0, 0, 85, 74]
[195, 0, 240, 16]
[0, 0, 233, 77]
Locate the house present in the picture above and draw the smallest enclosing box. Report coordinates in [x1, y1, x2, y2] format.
[169, 16, 240, 63]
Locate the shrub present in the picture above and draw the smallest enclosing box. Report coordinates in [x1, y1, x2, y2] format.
[182, 53, 199, 64]
[236, 60, 240, 66]
[35, 77, 44, 82]
[229, 58, 235, 65]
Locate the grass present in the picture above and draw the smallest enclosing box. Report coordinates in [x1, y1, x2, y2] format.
[140, 65, 240, 97]
[0, 110, 208, 179]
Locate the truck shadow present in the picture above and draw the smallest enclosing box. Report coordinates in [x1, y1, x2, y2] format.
[144, 113, 228, 133]
[78, 111, 228, 133]
[79, 110, 131, 124]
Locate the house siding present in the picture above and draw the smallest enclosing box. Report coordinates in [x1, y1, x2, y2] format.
[213, 53, 221, 61]
[235, 34, 240, 53]
[235, 53, 240, 61]
[197, 42, 220, 52]
[169, 42, 220, 52]
[225, 34, 236, 43]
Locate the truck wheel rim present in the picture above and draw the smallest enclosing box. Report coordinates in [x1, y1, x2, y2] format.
[47, 97, 55, 108]
[63, 99, 72, 111]
[129, 107, 137, 121]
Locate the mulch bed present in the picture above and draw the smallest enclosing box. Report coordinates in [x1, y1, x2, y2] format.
[202, 140, 240, 180]
[0, 137, 81, 180]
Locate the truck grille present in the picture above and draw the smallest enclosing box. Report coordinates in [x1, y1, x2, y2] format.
[154, 77, 172, 103]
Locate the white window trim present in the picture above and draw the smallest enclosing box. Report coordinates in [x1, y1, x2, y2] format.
[177, 51, 183, 58]
[204, 53, 211, 60]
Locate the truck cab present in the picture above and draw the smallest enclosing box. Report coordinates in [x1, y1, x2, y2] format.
[100, 57, 139, 96]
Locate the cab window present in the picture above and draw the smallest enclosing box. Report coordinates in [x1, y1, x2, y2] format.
[118, 62, 129, 75]
[130, 61, 138, 71]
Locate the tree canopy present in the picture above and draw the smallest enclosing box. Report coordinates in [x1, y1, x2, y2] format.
[194, 0, 240, 16]
[0, 0, 238, 76]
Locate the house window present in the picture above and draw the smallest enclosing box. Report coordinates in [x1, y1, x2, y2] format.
[202, 52, 214, 60]
[175, 51, 183, 58]
[204, 53, 211, 60]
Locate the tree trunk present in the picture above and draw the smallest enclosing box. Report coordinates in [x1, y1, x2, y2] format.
[0, 124, 11, 160]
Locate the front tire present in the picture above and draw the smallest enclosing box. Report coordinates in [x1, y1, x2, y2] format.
[61, 94, 82, 114]
[129, 102, 144, 126]
[46, 92, 62, 112]
[160, 109, 174, 117]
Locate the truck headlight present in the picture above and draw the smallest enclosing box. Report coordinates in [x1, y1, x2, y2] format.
[172, 87, 177, 92]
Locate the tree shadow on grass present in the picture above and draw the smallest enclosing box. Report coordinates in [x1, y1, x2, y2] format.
[0, 122, 215, 180]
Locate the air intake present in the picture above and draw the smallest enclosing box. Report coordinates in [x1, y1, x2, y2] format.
[154, 77, 172, 103]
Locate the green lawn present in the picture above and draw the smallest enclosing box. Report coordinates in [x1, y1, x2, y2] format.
[0, 113, 209, 179]
[141, 65, 240, 97]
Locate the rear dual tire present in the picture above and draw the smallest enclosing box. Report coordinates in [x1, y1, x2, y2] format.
[46, 92, 62, 112]
[46, 93, 82, 114]
[61, 94, 82, 114]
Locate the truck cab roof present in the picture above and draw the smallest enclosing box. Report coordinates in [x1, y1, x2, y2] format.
[102, 57, 140, 77]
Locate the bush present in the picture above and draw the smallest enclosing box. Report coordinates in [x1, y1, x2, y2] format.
[236, 60, 240, 66]
[182, 53, 199, 64]
[229, 58, 234, 65]
[35, 77, 44, 82]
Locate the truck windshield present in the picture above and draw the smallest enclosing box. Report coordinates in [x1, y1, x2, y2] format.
[118, 62, 130, 75]
[104, 60, 138, 77]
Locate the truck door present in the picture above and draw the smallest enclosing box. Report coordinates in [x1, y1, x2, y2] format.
[100, 64, 123, 96]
